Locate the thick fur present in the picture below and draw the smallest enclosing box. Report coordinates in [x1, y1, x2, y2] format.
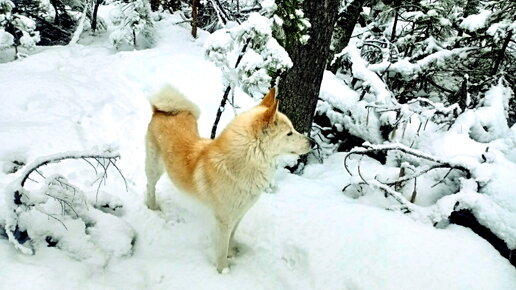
[145, 85, 311, 273]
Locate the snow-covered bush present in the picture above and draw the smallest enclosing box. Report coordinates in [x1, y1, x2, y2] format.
[205, 12, 292, 97]
[110, 0, 155, 49]
[320, 42, 516, 264]
[0, 0, 40, 59]
[7, 0, 87, 46]
[2, 150, 135, 265]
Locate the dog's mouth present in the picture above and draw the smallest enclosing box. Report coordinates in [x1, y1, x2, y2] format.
[290, 148, 311, 155]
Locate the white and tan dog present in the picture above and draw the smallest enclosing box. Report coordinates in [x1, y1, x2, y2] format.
[144, 86, 312, 272]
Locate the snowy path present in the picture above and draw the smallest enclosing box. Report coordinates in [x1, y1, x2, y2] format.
[0, 14, 515, 290]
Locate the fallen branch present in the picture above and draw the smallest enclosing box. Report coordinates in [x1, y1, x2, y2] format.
[344, 142, 471, 178]
[343, 142, 473, 211]
[18, 150, 123, 188]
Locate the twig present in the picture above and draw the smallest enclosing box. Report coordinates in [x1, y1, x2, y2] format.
[357, 157, 368, 184]
[44, 213, 68, 230]
[108, 159, 128, 192]
[369, 179, 415, 210]
[45, 193, 80, 218]
[410, 178, 417, 203]
[82, 157, 98, 175]
[210, 39, 250, 138]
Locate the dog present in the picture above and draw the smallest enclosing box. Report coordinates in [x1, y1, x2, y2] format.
[144, 85, 313, 273]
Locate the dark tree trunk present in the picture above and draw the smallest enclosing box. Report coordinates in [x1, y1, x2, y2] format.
[192, 0, 199, 38]
[332, 0, 366, 55]
[390, 0, 402, 42]
[278, 0, 341, 137]
[491, 30, 512, 75]
[329, 0, 366, 73]
[91, 0, 104, 32]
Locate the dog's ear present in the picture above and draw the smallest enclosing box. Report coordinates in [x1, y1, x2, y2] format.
[262, 98, 279, 124]
[260, 87, 276, 107]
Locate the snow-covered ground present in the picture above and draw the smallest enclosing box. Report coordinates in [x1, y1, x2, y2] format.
[0, 12, 515, 290]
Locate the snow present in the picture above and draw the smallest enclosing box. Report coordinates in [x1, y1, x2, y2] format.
[460, 10, 492, 32]
[0, 29, 14, 49]
[341, 46, 391, 104]
[0, 9, 515, 290]
[318, 70, 385, 145]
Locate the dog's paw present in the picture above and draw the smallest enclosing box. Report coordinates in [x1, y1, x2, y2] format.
[217, 266, 230, 274]
[145, 201, 161, 211]
[216, 257, 230, 274]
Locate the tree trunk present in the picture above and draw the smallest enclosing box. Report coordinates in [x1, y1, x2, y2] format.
[91, 0, 103, 32]
[390, 0, 402, 42]
[491, 30, 512, 75]
[278, 0, 341, 136]
[329, 0, 366, 73]
[192, 0, 199, 38]
[332, 0, 366, 55]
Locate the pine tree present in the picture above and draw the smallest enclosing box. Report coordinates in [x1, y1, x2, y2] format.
[204, 9, 293, 137]
[269, 0, 310, 53]
[205, 11, 292, 98]
[110, 0, 155, 49]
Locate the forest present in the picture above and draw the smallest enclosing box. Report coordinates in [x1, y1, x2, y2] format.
[0, 0, 515, 289]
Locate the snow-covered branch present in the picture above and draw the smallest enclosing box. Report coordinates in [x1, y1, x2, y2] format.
[18, 149, 122, 188]
[345, 142, 472, 177]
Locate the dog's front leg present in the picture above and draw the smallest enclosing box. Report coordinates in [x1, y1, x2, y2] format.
[215, 218, 232, 273]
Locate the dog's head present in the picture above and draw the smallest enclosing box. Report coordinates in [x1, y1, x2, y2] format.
[251, 88, 314, 156]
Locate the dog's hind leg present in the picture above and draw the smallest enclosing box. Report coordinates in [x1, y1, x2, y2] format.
[228, 218, 242, 258]
[145, 135, 163, 210]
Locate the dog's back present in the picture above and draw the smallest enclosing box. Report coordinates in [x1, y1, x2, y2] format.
[146, 86, 209, 196]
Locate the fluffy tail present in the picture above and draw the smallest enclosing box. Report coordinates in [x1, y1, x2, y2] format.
[150, 85, 200, 119]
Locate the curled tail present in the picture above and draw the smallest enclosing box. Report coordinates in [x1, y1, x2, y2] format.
[150, 85, 200, 119]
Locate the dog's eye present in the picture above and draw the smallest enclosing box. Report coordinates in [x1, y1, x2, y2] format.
[287, 131, 293, 136]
